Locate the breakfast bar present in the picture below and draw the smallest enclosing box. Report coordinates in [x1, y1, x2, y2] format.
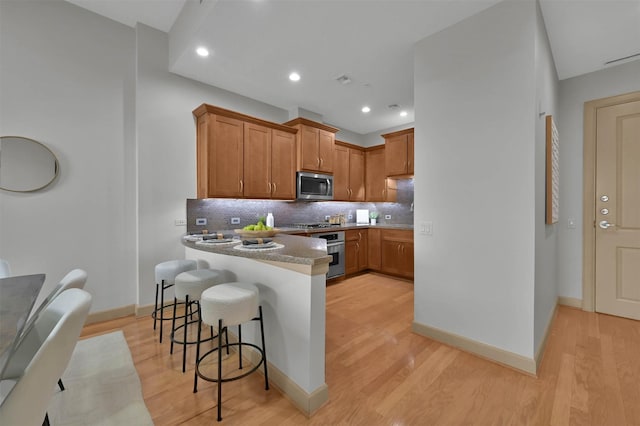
[182, 233, 331, 415]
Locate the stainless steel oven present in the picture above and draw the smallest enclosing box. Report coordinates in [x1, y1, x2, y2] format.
[312, 231, 345, 279]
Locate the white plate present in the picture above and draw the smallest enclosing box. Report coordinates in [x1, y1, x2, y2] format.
[241, 241, 276, 249]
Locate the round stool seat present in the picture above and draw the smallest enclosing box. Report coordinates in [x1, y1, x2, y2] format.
[174, 269, 223, 301]
[200, 282, 259, 327]
[155, 259, 197, 286]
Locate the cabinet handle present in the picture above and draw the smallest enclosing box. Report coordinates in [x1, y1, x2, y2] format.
[356, 242, 360, 252]
[397, 244, 401, 255]
[268, 182, 272, 193]
[317, 157, 321, 167]
[240, 180, 243, 193]
[272, 182, 276, 194]
[358, 232, 362, 241]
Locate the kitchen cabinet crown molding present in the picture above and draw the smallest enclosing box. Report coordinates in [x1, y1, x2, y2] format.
[193, 104, 298, 134]
[380, 127, 414, 138]
[283, 117, 340, 134]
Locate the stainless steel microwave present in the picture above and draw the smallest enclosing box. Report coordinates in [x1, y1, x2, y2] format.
[296, 171, 333, 201]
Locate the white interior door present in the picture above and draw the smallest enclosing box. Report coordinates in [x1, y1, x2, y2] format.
[595, 98, 640, 320]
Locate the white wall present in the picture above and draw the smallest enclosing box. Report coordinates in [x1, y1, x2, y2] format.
[0, 0, 136, 311]
[557, 59, 640, 300]
[413, 0, 537, 358]
[135, 24, 289, 306]
[533, 1, 560, 353]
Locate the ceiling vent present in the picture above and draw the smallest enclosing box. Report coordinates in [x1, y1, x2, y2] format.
[335, 75, 352, 85]
[387, 104, 400, 110]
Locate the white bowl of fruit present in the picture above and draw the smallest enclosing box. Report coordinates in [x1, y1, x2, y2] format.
[234, 220, 279, 238]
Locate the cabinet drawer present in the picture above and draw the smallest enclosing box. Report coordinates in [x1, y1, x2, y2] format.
[381, 229, 413, 242]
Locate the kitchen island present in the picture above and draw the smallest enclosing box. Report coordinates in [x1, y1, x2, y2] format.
[183, 233, 331, 415]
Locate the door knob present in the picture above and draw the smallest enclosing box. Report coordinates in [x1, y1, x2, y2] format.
[599, 220, 616, 229]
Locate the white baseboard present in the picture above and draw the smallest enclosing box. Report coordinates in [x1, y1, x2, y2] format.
[557, 296, 582, 309]
[411, 321, 537, 376]
[85, 304, 135, 325]
[224, 330, 328, 416]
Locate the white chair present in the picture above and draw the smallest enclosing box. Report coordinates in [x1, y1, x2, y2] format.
[0, 259, 11, 278]
[8, 269, 89, 392]
[170, 269, 225, 373]
[194, 282, 269, 422]
[154, 260, 198, 343]
[0, 288, 92, 426]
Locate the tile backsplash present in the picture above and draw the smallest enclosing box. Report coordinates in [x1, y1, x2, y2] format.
[187, 179, 414, 233]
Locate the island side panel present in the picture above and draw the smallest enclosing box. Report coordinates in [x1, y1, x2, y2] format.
[185, 247, 326, 396]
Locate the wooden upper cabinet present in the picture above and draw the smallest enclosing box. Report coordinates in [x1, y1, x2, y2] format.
[209, 114, 244, 198]
[193, 104, 298, 199]
[270, 130, 297, 199]
[243, 122, 272, 199]
[383, 128, 414, 177]
[365, 145, 397, 202]
[334, 142, 365, 201]
[283, 117, 339, 173]
[334, 144, 350, 200]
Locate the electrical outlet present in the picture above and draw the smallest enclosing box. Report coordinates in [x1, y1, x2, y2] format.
[174, 219, 186, 226]
[347, 214, 353, 220]
[325, 215, 330, 221]
[195, 218, 207, 226]
[385, 215, 391, 220]
[231, 217, 241, 225]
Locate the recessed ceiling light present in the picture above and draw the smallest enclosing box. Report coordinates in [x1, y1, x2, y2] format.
[289, 72, 301, 82]
[361, 106, 371, 113]
[400, 111, 408, 117]
[196, 47, 209, 57]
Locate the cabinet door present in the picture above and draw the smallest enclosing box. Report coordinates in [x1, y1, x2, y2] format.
[400, 242, 414, 279]
[368, 228, 381, 270]
[385, 134, 408, 176]
[356, 230, 368, 271]
[366, 148, 385, 202]
[271, 130, 296, 199]
[318, 129, 334, 172]
[243, 122, 272, 199]
[381, 239, 402, 275]
[333, 144, 350, 201]
[345, 240, 359, 275]
[349, 149, 365, 201]
[210, 114, 244, 197]
[407, 132, 414, 175]
[300, 126, 320, 171]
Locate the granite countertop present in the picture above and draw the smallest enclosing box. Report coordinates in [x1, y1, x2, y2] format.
[278, 223, 414, 235]
[182, 233, 332, 266]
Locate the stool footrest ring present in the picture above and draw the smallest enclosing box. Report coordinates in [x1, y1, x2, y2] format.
[195, 342, 266, 384]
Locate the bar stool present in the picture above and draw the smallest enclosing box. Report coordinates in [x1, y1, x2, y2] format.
[194, 282, 269, 422]
[153, 259, 197, 343]
[171, 269, 225, 373]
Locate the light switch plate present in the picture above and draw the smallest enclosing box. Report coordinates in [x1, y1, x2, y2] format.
[174, 219, 187, 226]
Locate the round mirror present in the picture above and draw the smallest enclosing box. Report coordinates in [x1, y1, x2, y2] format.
[0, 136, 59, 192]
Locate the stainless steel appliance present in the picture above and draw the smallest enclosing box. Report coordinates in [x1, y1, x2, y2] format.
[296, 171, 333, 201]
[312, 231, 345, 279]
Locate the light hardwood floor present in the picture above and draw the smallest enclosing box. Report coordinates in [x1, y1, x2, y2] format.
[80, 273, 640, 425]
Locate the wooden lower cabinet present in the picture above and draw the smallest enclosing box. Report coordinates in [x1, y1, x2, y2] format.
[346, 228, 412, 279]
[345, 229, 368, 275]
[380, 229, 414, 279]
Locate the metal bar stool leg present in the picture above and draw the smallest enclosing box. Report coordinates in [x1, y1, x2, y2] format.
[217, 318, 223, 422]
[170, 296, 177, 354]
[193, 316, 202, 393]
[238, 324, 243, 369]
[258, 306, 269, 390]
[182, 294, 190, 373]
[159, 280, 166, 343]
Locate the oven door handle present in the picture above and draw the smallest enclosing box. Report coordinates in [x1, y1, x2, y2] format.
[326, 241, 344, 248]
